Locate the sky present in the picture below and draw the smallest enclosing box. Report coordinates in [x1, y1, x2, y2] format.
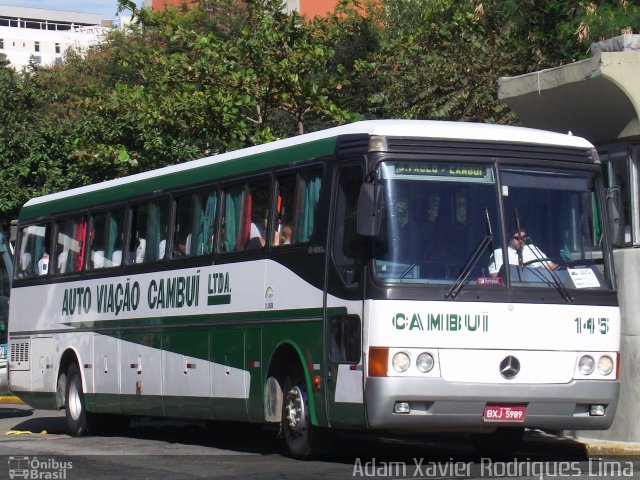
[1, 1, 144, 20]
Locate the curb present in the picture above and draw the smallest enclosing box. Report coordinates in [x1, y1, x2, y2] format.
[579, 438, 640, 456]
[0, 395, 24, 405]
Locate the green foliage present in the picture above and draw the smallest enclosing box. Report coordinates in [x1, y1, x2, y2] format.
[0, 0, 638, 227]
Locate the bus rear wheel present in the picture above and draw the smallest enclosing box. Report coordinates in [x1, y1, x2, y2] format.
[65, 363, 90, 436]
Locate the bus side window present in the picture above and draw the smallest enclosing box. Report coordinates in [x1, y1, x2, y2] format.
[273, 170, 321, 247]
[173, 189, 217, 258]
[128, 199, 169, 263]
[329, 315, 361, 364]
[54, 215, 87, 274]
[15, 223, 51, 279]
[221, 180, 269, 252]
[88, 208, 126, 269]
[333, 165, 363, 287]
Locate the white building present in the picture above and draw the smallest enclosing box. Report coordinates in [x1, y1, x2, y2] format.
[0, 5, 111, 69]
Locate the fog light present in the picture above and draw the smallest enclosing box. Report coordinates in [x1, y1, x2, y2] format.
[392, 352, 411, 373]
[597, 356, 614, 376]
[578, 355, 595, 375]
[394, 401, 410, 414]
[590, 404, 605, 416]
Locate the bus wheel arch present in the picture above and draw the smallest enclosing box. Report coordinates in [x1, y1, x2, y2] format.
[266, 342, 322, 458]
[264, 343, 309, 423]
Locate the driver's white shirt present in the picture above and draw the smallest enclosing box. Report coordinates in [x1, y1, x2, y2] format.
[488, 244, 549, 275]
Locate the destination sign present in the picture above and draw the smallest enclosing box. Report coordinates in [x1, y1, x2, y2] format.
[395, 163, 487, 178]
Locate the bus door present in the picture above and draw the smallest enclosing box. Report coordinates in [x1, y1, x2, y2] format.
[325, 163, 366, 428]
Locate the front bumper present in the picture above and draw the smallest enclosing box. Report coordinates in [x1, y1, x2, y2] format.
[365, 377, 619, 432]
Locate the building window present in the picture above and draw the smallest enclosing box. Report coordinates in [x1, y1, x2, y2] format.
[34, 41, 40, 53]
[0, 39, 3, 50]
[55, 43, 60, 54]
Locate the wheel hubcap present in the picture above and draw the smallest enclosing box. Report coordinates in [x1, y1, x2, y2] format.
[68, 381, 82, 421]
[284, 386, 306, 433]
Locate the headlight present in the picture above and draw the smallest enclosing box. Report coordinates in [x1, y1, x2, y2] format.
[392, 352, 411, 372]
[578, 355, 595, 375]
[597, 355, 614, 376]
[416, 352, 434, 373]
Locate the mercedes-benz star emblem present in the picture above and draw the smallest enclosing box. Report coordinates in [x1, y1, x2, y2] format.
[499, 355, 520, 379]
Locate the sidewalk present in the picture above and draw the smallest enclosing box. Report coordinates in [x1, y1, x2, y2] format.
[577, 437, 640, 456]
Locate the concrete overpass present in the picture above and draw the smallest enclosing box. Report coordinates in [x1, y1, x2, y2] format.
[499, 34, 640, 443]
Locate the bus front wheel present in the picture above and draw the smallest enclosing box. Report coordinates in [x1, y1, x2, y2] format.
[282, 376, 313, 458]
[65, 363, 90, 436]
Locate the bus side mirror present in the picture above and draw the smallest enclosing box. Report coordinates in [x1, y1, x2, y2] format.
[357, 183, 383, 237]
[607, 185, 624, 247]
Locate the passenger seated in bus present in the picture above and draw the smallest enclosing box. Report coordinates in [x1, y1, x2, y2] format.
[488, 228, 558, 277]
[280, 224, 292, 245]
[173, 235, 187, 257]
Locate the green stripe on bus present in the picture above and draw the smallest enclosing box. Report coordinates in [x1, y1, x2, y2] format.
[20, 137, 336, 220]
[208, 294, 231, 306]
[60, 307, 326, 330]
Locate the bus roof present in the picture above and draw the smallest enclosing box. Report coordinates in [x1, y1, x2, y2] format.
[20, 120, 594, 221]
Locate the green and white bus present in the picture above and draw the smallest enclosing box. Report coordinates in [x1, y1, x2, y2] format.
[8, 120, 619, 456]
[0, 229, 12, 393]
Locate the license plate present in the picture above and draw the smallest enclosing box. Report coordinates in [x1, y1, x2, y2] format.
[483, 405, 526, 422]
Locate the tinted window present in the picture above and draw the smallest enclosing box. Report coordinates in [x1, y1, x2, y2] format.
[15, 224, 51, 279]
[55, 215, 87, 274]
[221, 180, 270, 252]
[173, 189, 217, 258]
[88, 208, 126, 269]
[273, 170, 321, 247]
[128, 199, 169, 264]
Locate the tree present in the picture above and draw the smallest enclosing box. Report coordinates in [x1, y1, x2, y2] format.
[347, 0, 640, 123]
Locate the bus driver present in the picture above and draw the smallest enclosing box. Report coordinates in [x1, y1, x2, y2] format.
[488, 229, 559, 277]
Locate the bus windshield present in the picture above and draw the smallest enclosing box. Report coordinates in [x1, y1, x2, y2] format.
[373, 161, 611, 290]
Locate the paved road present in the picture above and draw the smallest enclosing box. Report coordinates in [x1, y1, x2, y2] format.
[0, 403, 637, 480]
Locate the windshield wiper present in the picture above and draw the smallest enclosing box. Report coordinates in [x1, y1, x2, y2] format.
[522, 239, 573, 303]
[514, 210, 573, 303]
[445, 208, 493, 299]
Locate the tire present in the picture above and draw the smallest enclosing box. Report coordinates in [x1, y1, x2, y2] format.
[65, 363, 90, 436]
[282, 375, 315, 458]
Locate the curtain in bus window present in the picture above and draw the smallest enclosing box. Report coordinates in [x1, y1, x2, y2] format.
[187, 194, 204, 256]
[200, 193, 217, 255]
[296, 173, 321, 243]
[73, 218, 86, 272]
[224, 186, 243, 252]
[238, 188, 252, 250]
[105, 213, 118, 260]
[145, 202, 163, 261]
